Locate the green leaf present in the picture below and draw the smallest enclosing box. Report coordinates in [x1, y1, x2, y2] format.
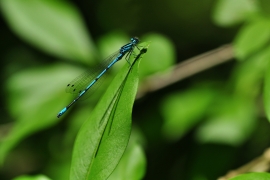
[234, 18, 270, 60]
[264, 57, 270, 122]
[139, 34, 175, 77]
[12, 175, 52, 180]
[259, 0, 270, 17]
[196, 95, 257, 146]
[161, 85, 217, 141]
[0, 64, 81, 164]
[213, 0, 258, 27]
[232, 46, 270, 98]
[70, 44, 149, 180]
[1, 0, 96, 63]
[108, 130, 146, 180]
[229, 172, 270, 180]
[97, 32, 131, 60]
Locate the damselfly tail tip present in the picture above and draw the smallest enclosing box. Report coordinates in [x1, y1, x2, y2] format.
[57, 107, 67, 118]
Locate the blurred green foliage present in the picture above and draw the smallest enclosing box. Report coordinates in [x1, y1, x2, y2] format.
[161, 85, 217, 141]
[1, 0, 270, 179]
[13, 174, 51, 180]
[213, 0, 258, 26]
[229, 172, 270, 180]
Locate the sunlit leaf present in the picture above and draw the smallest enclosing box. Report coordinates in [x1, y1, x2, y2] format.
[161, 85, 217, 141]
[234, 18, 270, 60]
[108, 130, 146, 180]
[70, 43, 149, 180]
[1, 0, 96, 63]
[232, 46, 270, 98]
[264, 56, 270, 122]
[213, 0, 258, 26]
[0, 64, 81, 164]
[229, 172, 270, 180]
[196, 95, 257, 146]
[12, 174, 52, 180]
[139, 34, 175, 77]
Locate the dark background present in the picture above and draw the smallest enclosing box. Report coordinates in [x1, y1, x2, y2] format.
[1, 0, 269, 180]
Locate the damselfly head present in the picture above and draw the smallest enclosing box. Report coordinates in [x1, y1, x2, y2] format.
[131, 37, 140, 44]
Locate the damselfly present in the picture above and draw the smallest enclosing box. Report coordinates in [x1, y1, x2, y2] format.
[57, 37, 140, 118]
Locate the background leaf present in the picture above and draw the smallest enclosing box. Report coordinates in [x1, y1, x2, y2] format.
[264, 59, 270, 122]
[139, 34, 176, 77]
[229, 172, 270, 180]
[232, 46, 270, 98]
[0, 64, 81, 163]
[213, 0, 258, 26]
[234, 17, 270, 60]
[196, 95, 257, 146]
[12, 175, 51, 180]
[259, 0, 270, 17]
[161, 85, 217, 141]
[108, 129, 146, 180]
[1, 0, 96, 63]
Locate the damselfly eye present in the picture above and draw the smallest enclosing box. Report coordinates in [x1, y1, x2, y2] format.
[131, 37, 140, 44]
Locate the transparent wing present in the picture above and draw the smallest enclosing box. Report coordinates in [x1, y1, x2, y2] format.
[65, 50, 120, 95]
